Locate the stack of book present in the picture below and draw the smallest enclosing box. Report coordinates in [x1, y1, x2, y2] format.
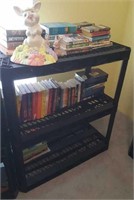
[74, 21, 95, 34]
[75, 68, 108, 99]
[57, 33, 90, 56]
[23, 141, 50, 163]
[0, 24, 26, 56]
[81, 24, 112, 49]
[41, 22, 77, 47]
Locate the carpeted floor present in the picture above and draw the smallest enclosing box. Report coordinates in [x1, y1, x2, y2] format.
[17, 111, 133, 199]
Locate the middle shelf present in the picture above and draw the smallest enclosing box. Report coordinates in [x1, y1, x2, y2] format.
[19, 94, 114, 147]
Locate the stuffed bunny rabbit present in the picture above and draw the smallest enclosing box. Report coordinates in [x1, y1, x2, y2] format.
[13, 1, 45, 48]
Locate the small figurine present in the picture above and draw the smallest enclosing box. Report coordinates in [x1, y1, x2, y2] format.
[11, 1, 58, 66]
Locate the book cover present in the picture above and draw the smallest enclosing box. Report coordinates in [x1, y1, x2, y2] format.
[14, 84, 22, 120]
[47, 79, 57, 113]
[68, 78, 82, 103]
[74, 21, 95, 33]
[37, 82, 48, 118]
[41, 80, 54, 115]
[40, 80, 49, 117]
[87, 35, 111, 42]
[16, 84, 28, 122]
[32, 82, 42, 119]
[58, 82, 69, 108]
[90, 41, 113, 50]
[60, 44, 91, 51]
[0, 43, 14, 55]
[0, 39, 23, 50]
[0, 24, 26, 37]
[60, 40, 89, 50]
[41, 22, 77, 35]
[75, 68, 108, 87]
[26, 82, 38, 120]
[48, 78, 61, 112]
[22, 84, 33, 121]
[81, 24, 110, 33]
[65, 80, 76, 106]
[60, 34, 89, 45]
[83, 83, 105, 99]
[23, 141, 49, 162]
[0, 32, 26, 42]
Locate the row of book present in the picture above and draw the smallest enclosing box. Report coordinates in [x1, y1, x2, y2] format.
[14, 68, 108, 123]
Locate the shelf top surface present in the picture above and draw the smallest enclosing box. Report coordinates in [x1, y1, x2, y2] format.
[0, 42, 131, 79]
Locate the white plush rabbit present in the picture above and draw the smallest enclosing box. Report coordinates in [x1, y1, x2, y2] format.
[13, 1, 45, 48]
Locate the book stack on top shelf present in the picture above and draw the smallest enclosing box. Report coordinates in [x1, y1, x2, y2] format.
[81, 24, 112, 49]
[0, 24, 46, 56]
[41, 22, 77, 47]
[41, 22, 112, 56]
[0, 24, 26, 56]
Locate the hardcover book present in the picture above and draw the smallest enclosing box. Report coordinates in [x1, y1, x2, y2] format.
[26, 82, 38, 120]
[22, 84, 33, 121]
[38, 82, 49, 118]
[0, 39, 23, 50]
[16, 84, 28, 122]
[42, 80, 54, 115]
[83, 83, 105, 99]
[0, 43, 14, 55]
[41, 22, 77, 35]
[87, 35, 111, 42]
[0, 24, 26, 37]
[74, 21, 95, 33]
[14, 84, 22, 120]
[32, 82, 43, 120]
[75, 68, 108, 87]
[58, 82, 69, 108]
[0, 32, 26, 42]
[49, 78, 61, 112]
[40, 80, 49, 117]
[81, 24, 110, 33]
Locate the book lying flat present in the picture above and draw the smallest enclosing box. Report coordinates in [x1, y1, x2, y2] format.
[81, 24, 110, 33]
[0, 43, 14, 55]
[75, 68, 108, 87]
[41, 22, 77, 35]
[0, 24, 26, 37]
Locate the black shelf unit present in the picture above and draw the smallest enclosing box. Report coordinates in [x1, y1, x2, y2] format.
[1, 95, 18, 199]
[0, 42, 131, 192]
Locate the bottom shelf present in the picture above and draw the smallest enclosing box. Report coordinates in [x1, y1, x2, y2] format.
[20, 124, 108, 192]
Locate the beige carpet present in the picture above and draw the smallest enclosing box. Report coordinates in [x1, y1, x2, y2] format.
[17, 111, 133, 199]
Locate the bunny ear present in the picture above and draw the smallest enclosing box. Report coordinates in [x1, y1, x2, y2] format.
[33, 1, 41, 12]
[13, 6, 23, 16]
